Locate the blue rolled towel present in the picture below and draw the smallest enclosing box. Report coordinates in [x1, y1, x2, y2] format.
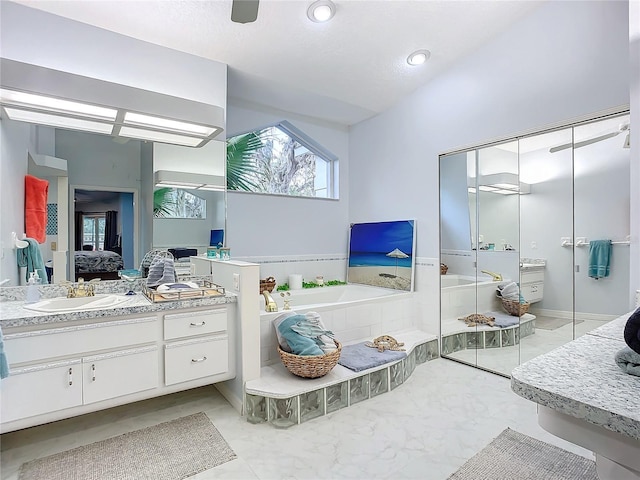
[614, 347, 640, 377]
[275, 314, 324, 356]
[624, 307, 640, 355]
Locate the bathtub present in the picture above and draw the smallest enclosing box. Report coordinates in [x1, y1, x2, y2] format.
[259, 284, 414, 366]
[440, 274, 503, 321]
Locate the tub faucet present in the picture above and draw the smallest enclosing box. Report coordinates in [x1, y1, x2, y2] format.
[481, 270, 503, 282]
[262, 290, 278, 312]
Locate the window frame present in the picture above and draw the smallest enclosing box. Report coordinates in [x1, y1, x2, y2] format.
[227, 120, 339, 200]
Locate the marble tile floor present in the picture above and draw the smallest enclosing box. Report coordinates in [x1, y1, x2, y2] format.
[446, 318, 608, 375]
[0, 359, 593, 480]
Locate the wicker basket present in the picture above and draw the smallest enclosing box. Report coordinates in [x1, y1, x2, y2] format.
[260, 276, 276, 294]
[502, 299, 530, 317]
[440, 263, 449, 275]
[278, 340, 342, 378]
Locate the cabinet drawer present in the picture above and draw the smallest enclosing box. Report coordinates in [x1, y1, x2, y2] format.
[4, 317, 157, 365]
[163, 309, 227, 340]
[1, 360, 83, 423]
[83, 347, 158, 405]
[520, 270, 544, 284]
[522, 282, 544, 303]
[164, 336, 228, 386]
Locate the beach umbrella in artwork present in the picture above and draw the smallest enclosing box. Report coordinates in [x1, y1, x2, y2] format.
[386, 248, 409, 277]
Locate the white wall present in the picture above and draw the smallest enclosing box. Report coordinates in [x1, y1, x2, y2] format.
[226, 100, 350, 258]
[0, 119, 31, 285]
[350, 0, 629, 259]
[349, 1, 630, 330]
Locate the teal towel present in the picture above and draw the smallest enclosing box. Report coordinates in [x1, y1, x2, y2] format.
[588, 240, 612, 279]
[16, 238, 49, 285]
[276, 314, 324, 356]
[0, 327, 9, 379]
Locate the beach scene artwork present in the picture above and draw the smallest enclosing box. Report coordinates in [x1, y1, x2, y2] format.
[348, 220, 415, 291]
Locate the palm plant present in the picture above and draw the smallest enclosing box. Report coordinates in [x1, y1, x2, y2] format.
[226, 132, 262, 191]
[153, 187, 175, 217]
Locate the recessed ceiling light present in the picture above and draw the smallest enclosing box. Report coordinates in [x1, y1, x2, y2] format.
[407, 49, 431, 66]
[307, 0, 335, 23]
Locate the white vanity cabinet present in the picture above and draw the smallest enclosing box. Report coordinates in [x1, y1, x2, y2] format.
[82, 346, 159, 404]
[1, 316, 160, 427]
[162, 308, 231, 386]
[0, 360, 83, 423]
[1, 302, 235, 433]
[520, 268, 545, 303]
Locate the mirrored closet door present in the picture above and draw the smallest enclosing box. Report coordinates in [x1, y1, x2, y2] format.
[440, 111, 631, 376]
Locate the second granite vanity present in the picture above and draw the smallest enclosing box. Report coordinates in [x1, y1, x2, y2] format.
[0, 279, 237, 434]
[512, 312, 640, 480]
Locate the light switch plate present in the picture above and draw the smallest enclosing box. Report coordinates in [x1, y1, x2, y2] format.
[233, 273, 240, 291]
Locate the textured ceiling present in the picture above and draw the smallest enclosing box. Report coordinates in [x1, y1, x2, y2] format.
[13, 0, 545, 125]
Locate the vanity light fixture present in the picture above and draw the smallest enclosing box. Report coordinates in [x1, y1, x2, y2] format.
[0, 59, 225, 148]
[2, 107, 114, 135]
[468, 173, 531, 195]
[307, 0, 336, 23]
[407, 49, 431, 66]
[154, 170, 226, 191]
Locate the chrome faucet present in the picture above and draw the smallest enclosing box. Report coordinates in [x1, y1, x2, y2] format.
[481, 270, 503, 282]
[262, 290, 278, 312]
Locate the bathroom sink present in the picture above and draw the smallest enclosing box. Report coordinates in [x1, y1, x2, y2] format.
[24, 294, 131, 313]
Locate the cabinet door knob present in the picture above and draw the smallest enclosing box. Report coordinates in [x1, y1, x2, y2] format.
[191, 356, 207, 363]
[91, 364, 96, 381]
[190, 321, 206, 327]
[68, 367, 73, 386]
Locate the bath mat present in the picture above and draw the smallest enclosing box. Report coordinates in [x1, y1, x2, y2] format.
[338, 341, 406, 372]
[447, 428, 597, 480]
[535, 316, 584, 331]
[19, 412, 236, 480]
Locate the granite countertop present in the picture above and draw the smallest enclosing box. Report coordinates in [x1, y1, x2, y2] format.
[0, 292, 237, 329]
[511, 311, 639, 440]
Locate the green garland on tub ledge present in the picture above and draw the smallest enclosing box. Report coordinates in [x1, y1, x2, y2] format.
[276, 280, 347, 291]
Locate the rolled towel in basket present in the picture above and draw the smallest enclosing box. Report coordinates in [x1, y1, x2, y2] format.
[301, 312, 337, 353]
[624, 307, 640, 355]
[273, 313, 324, 356]
[614, 347, 640, 377]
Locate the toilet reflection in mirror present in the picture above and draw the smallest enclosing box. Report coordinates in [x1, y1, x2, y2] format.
[440, 112, 631, 376]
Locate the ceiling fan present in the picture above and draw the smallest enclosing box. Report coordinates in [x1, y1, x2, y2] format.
[231, 0, 260, 24]
[549, 123, 630, 153]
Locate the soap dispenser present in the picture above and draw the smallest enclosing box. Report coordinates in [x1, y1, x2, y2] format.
[25, 272, 42, 304]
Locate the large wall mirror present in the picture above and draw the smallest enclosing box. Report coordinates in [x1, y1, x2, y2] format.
[440, 111, 631, 376]
[22, 125, 226, 284]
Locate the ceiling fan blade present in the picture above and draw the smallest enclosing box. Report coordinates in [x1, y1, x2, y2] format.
[549, 130, 620, 153]
[231, 0, 259, 24]
[573, 130, 619, 149]
[549, 143, 572, 154]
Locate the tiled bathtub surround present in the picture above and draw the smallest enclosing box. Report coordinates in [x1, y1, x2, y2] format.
[259, 286, 416, 367]
[245, 331, 438, 428]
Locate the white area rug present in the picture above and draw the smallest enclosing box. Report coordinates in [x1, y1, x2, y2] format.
[448, 428, 597, 480]
[19, 412, 236, 480]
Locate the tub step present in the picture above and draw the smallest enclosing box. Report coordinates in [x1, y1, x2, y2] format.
[244, 330, 438, 428]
